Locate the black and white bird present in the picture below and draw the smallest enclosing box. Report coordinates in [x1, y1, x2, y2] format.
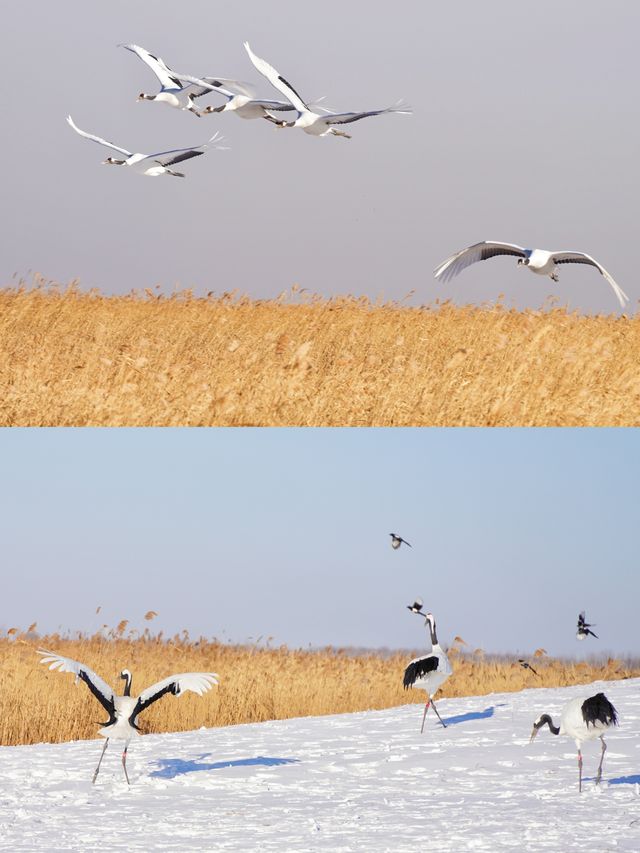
[403, 604, 452, 732]
[390, 533, 411, 550]
[38, 648, 218, 784]
[66, 116, 225, 177]
[196, 80, 299, 120]
[518, 659, 539, 676]
[244, 42, 411, 139]
[530, 693, 618, 791]
[576, 611, 598, 640]
[121, 43, 242, 117]
[433, 241, 629, 308]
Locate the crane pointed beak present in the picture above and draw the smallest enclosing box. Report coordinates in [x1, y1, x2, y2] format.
[529, 727, 538, 743]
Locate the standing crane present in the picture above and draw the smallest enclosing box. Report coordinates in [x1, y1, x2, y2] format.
[403, 601, 452, 732]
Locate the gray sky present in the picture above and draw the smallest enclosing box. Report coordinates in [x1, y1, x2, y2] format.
[3, 0, 639, 313]
[1, 428, 637, 658]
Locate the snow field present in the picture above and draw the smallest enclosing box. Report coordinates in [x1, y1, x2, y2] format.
[0, 678, 638, 852]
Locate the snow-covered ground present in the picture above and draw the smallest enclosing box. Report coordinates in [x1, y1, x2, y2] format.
[1, 679, 639, 852]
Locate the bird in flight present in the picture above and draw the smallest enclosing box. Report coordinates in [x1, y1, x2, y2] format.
[244, 42, 411, 139]
[518, 659, 539, 676]
[433, 241, 628, 308]
[390, 533, 411, 550]
[576, 611, 598, 640]
[121, 43, 235, 116]
[66, 116, 225, 177]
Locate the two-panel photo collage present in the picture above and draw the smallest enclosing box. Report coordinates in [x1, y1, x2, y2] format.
[2, 3, 638, 851]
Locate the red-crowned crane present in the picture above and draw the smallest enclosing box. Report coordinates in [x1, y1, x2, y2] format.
[530, 692, 618, 791]
[66, 115, 225, 177]
[38, 648, 218, 784]
[403, 600, 452, 732]
[433, 242, 628, 308]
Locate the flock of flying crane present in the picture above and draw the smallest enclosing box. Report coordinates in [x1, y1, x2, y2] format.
[66, 41, 411, 177]
[65, 41, 630, 308]
[35, 532, 616, 794]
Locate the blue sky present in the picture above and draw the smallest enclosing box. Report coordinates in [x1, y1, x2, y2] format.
[1, 428, 636, 657]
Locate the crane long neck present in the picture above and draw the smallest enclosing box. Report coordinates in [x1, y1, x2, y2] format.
[537, 714, 560, 736]
[123, 673, 132, 696]
[427, 618, 438, 647]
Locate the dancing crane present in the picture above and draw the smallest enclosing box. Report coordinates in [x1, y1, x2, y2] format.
[38, 648, 218, 784]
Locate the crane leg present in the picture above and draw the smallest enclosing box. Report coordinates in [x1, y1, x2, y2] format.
[595, 737, 607, 786]
[578, 749, 583, 793]
[420, 700, 431, 733]
[92, 739, 109, 784]
[430, 699, 447, 728]
[121, 743, 131, 786]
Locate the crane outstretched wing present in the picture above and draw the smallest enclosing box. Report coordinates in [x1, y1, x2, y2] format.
[120, 43, 184, 91]
[133, 672, 219, 718]
[247, 99, 297, 111]
[324, 104, 412, 126]
[434, 241, 527, 283]
[158, 150, 204, 167]
[200, 77, 258, 99]
[551, 251, 628, 307]
[244, 42, 308, 112]
[67, 116, 132, 157]
[37, 648, 115, 715]
[144, 132, 225, 164]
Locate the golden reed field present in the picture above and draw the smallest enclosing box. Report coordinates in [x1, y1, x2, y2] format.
[1, 282, 639, 426]
[2, 625, 637, 747]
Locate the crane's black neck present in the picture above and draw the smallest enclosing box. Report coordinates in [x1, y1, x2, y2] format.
[121, 671, 132, 696]
[534, 714, 560, 736]
[427, 617, 438, 647]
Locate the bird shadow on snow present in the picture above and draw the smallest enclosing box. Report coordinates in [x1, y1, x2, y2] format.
[608, 774, 640, 786]
[150, 754, 299, 780]
[442, 703, 507, 727]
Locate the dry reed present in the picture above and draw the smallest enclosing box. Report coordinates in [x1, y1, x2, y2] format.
[1, 628, 637, 747]
[1, 282, 639, 426]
